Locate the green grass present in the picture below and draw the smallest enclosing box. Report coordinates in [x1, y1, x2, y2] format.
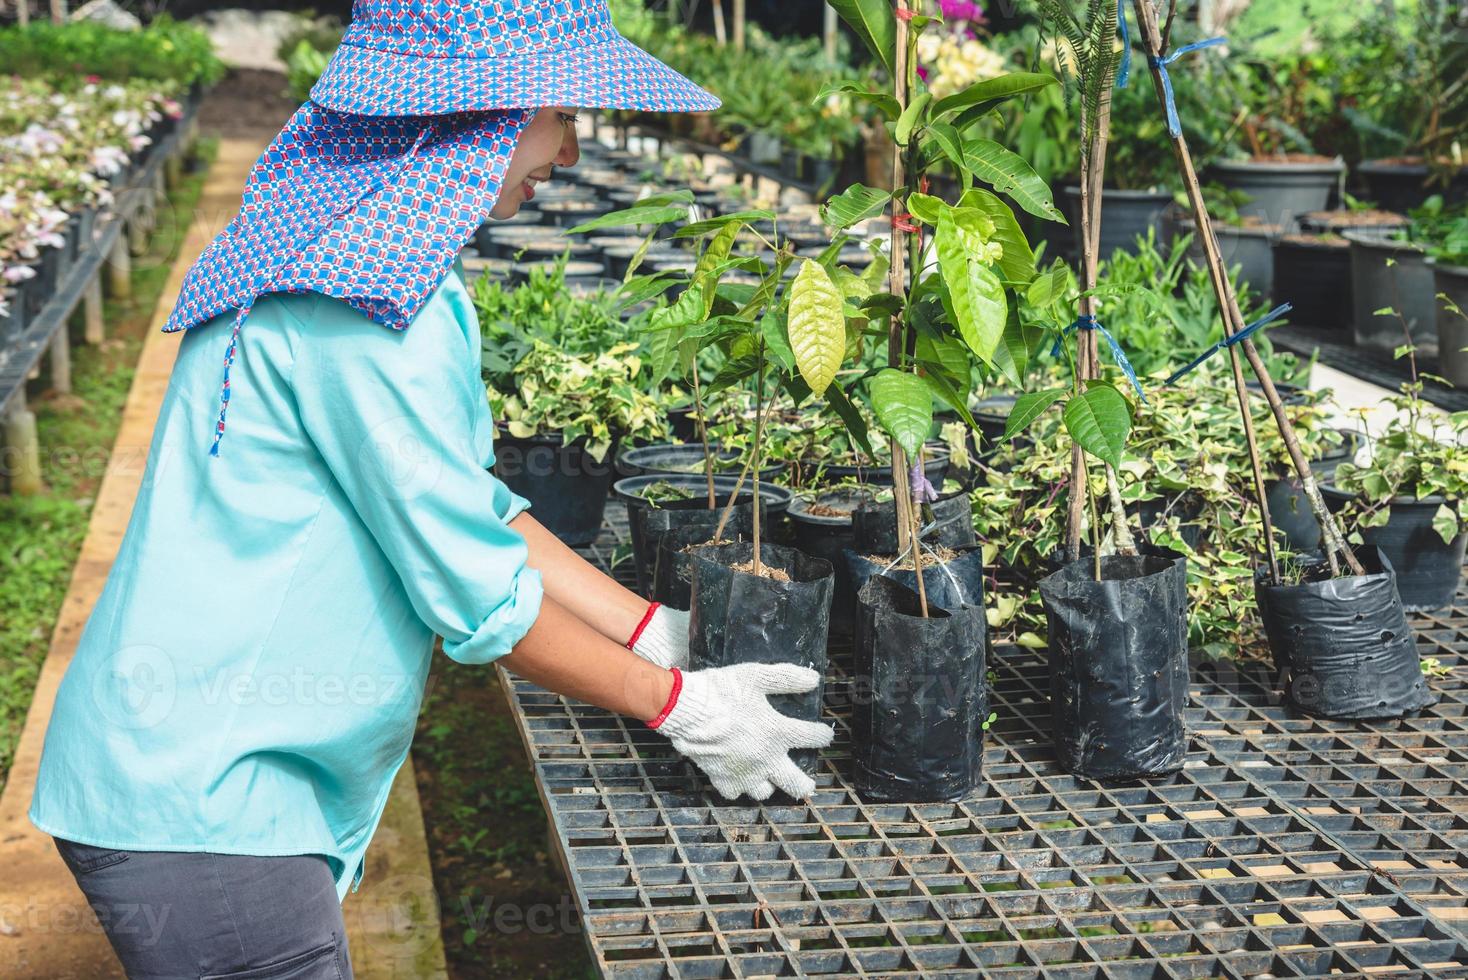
[0, 138, 217, 795]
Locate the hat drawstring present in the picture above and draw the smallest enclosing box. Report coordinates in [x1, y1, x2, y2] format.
[205, 123, 436, 459]
[207, 301, 253, 457]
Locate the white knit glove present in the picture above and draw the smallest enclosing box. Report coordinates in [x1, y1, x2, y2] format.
[648, 663, 833, 800]
[626, 602, 689, 670]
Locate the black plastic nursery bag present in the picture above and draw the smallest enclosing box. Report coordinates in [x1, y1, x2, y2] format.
[851, 576, 988, 802]
[1256, 545, 1438, 719]
[1039, 549, 1190, 781]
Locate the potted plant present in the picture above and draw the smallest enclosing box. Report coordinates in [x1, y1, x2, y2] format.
[1344, 198, 1450, 356]
[1323, 339, 1468, 611]
[483, 339, 665, 546]
[1179, 185, 1281, 300]
[1425, 205, 1468, 386]
[1269, 200, 1406, 331]
[1210, 52, 1346, 229]
[1345, 0, 1467, 213]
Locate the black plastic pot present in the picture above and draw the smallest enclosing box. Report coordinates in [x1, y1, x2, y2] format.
[492, 431, 619, 547]
[1297, 210, 1408, 237]
[1130, 492, 1205, 551]
[786, 488, 873, 635]
[25, 253, 60, 320]
[1210, 158, 1344, 230]
[1039, 548, 1190, 781]
[1266, 429, 1361, 551]
[850, 576, 988, 802]
[851, 489, 977, 555]
[614, 474, 792, 599]
[1063, 186, 1174, 259]
[537, 199, 605, 229]
[1256, 546, 1437, 720]
[688, 541, 833, 777]
[1185, 219, 1280, 300]
[1345, 232, 1437, 356]
[1271, 234, 1351, 330]
[481, 226, 562, 261]
[617, 442, 786, 483]
[1321, 485, 1467, 611]
[510, 258, 607, 284]
[1434, 260, 1468, 389]
[794, 447, 950, 490]
[652, 515, 753, 611]
[972, 395, 1017, 454]
[1358, 159, 1468, 214]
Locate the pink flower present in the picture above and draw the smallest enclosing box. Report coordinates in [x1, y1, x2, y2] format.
[938, 0, 985, 22]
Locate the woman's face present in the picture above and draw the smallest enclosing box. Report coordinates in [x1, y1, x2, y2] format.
[491, 105, 582, 219]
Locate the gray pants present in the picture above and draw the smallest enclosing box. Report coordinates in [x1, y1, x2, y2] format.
[52, 836, 354, 979]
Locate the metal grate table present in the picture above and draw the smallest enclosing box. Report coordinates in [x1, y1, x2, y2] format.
[497, 502, 1468, 978]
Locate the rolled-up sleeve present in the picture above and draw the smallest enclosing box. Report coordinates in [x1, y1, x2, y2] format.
[285, 289, 543, 665]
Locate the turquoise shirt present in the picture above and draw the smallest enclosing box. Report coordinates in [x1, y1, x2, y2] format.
[29, 264, 544, 903]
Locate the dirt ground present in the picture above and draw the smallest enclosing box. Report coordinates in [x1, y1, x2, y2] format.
[198, 67, 301, 140]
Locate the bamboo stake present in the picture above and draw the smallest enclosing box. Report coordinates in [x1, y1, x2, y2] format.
[888, 1, 915, 559]
[691, 366, 716, 509]
[1128, 0, 1360, 578]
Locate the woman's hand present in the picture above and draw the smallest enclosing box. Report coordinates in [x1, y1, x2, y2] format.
[648, 664, 833, 800]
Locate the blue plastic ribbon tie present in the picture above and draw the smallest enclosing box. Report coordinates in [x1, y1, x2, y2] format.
[1116, 0, 1132, 88]
[1148, 36, 1227, 137]
[1051, 314, 1148, 404]
[1164, 303, 1292, 386]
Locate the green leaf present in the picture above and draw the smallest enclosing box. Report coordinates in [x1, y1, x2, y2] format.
[924, 121, 966, 172]
[936, 209, 1007, 364]
[1003, 388, 1067, 439]
[906, 192, 948, 226]
[859, 292, 906, 317]
[896, 91, 932, 146]
[564, 191, 693, 234]
[673, 209, 774, 238]
[1433, 503, 1460, 544]
[692, 221, 744, 316]
[814, 80, 900, 120]
[1025, 261, 1071, 308]
[991, 302, 1037, 387]
[787, 259, 847, 396]
[760, 310, 796, 373]
[934, 72, 1060, 122]
[921, 370, 979, 430]
[960, 138, 1063, 223]
[869, 368, 933, 458]
[1062, 385, 1132, 468]
[822, 183, 893, 231]
[827, 0, 896, 74]
[826, 381, 875, 457]
[957, 187, 1037, 283]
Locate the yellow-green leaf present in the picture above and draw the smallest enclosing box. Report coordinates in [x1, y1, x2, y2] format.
[788, 259, 846, 396]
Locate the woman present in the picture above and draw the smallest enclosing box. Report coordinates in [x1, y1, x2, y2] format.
[26, 2, 832, 976]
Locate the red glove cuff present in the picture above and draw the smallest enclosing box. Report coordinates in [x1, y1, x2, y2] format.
[626, 601, 660, 649]
[646, 667, 682, 729]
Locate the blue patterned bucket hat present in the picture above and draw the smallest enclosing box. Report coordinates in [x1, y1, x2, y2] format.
[310, 0, 721, 116]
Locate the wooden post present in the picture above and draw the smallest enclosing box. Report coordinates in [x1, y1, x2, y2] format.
[16, 0, 29, 27]
[106, 231, 133, 300]
[711, 0, 728, 45]
[732, 0, 745, 51]
[49, 326, 71, 395]
[83, 275, 105, 344]
[48, 0, 63, 24]
[824, 5, 839, 61]
[4, 390, 43, 497]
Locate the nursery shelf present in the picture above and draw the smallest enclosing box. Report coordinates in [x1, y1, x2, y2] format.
[0, 101, 198, 421]
[1273, 326, 1468, 413]
[498, 501, 1468, 979]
